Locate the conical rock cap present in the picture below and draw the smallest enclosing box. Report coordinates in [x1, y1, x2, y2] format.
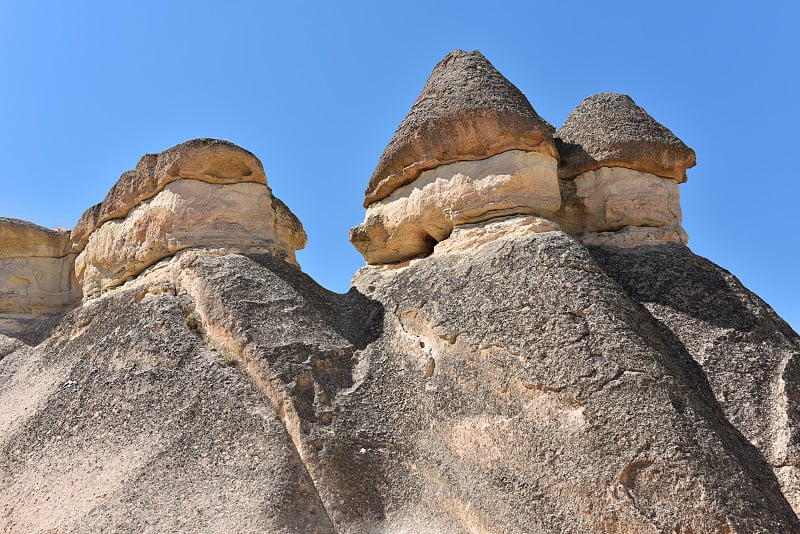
[555, 93, 696, 181]
[363, 50, 556, 207]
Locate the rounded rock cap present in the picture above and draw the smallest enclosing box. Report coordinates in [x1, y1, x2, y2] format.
[364, 49, 557, 207]
[555, 93, 696, 181]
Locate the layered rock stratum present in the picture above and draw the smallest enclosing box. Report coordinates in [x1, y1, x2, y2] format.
[1, 50, 799, 533]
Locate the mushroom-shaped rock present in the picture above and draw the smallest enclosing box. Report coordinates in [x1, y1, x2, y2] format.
[70, 139, 269, 251]
[73, 139, 306, 299]
[0, 218, 78, 342]
[352, 50, 561, 265]
[365, 49, 558, 207]
[555, 93, 696, 182]
[553, 94, 694, 247]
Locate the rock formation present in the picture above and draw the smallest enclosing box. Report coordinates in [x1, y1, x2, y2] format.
[351, 53, 697, 264]
[71, 138, 306, 299]
[554, 93, 695, 247]
[1, 50, 799, 532]
[350, 50, 560, 264]
[0, 219, 77, 344]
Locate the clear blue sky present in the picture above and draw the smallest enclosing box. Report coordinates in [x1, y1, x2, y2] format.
[1, 1, 797, 331]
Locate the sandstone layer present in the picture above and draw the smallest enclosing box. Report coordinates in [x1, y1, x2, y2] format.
[555, 166, 688, 247]
[71, 138, 306, 299]
[351, 150, 560, 264]
[0, 219, 78, 344]
[75, 180, 302, 298]
[70, 138, 270, 251]
[555, 92, 696, 182]
[364, 49, 557, 207]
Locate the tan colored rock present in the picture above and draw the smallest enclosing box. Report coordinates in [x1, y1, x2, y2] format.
[576, 167, 682, 231]
[0, 218, 70, 258]
[75, 180, 304, 299]
[432, 215, 560, 256]
[555, 92, 696, 182]
[0, 257, 77, 315]
[552, 166, 687, 246]
[579, 226, 688, 247]
[71, 139, 268, 252]
[350, 150, 560, 264]
[0, 219, 78, 342]
[364, 50, 556, 207]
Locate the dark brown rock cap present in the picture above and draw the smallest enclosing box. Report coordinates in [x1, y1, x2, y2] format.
[363, 49, 557, 207]
[555, 93, 696, 181]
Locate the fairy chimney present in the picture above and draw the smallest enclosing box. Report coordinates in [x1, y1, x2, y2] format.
[554, 93, 696, 247]
[351, 50, 561, 264]
[72, 139, 307, 299]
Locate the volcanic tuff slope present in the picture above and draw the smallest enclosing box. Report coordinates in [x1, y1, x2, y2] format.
[0, 50, 799, 533]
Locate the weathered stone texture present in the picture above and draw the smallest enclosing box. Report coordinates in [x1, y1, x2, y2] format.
[339, 228, 799, 532]
[70, 139, 268, 252]
[0, 219, 78, 342]
[555, 92, 696, 181]
[74, 180, 304, 298]
[364, 50, 556, 207]
[0, 218, 70, 258]
[351, 150, 560, 264]
[587, 243, 800, 516]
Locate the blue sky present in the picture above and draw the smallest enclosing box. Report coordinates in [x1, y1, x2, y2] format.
[1, 1, 797, 331]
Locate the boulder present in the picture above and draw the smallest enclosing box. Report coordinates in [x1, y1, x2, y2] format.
[363, 49, 557, 207]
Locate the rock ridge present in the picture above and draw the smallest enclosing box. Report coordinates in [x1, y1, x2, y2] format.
[1, 49, 799, 533]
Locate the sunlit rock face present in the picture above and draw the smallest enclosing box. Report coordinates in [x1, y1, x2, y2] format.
[554, 92, 695, 248]
[72, 138, 306, 299]
[351, 150, 560, 264]
[0, 218, 77, 343]
[556, 166, 688, 248]
[351, 49, 560, 264]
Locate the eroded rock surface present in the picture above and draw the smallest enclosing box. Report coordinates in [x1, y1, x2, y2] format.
[1, 50, 798, 533]
[70, 139, 269, 251]
[351, 151, 560, 264]
[3, 235, 797, 532]
[0, 252, 344, 532]
[588, 243, 800, 515]
[335, 227, 800, 532]
[352, 53, 698, 264]
[0, 219, 78, 343]
[75, 180, 301, 298]
[555, 92, 696, 182]
[71, 139, 306, 299]
[364, 49, 556, 207]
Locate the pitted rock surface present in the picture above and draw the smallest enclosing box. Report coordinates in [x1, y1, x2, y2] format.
[555, 93, 696, 181]
[364, 50, 556, 207]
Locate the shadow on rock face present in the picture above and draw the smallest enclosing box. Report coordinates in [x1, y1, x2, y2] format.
[586, 243, 759, 331]
[611, 278, 798, 522]
[243, 253, 385, 350]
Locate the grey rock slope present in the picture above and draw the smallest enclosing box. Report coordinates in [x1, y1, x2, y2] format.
[0, 251, 377, 533]
[2, 229, 798, 532]
[341, 228, 800, 532]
